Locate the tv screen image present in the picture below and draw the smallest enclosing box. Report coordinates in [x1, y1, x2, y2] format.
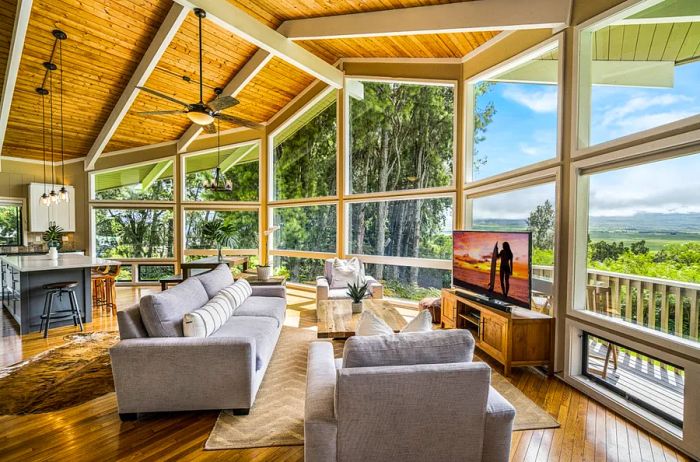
[452, 230, 532, 309]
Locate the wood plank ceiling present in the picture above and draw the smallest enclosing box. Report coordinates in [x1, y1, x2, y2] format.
[2, 0, 505, 160]
[0, 0, 18, 94]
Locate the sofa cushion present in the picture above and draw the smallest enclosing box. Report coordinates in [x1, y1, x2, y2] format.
[400, 309, 433, 333]
[193, 263, 234, 298]
[211, 316, 280, 370]
[218, 279, 253, 310]
[342, 329, 474, 368]
[232, 295, 286, 327]
[355, 309, 394, 336]
[139, 277, 209, 337]
[330, 257, 364, 289]
[183, 292, 235, 337]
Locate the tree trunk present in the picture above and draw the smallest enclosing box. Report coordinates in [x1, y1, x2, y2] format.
[375, 126, 391, 279]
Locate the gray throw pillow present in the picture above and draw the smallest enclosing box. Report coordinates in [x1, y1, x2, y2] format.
[342, 329, 474, 368]
[193, 263, 234, 298]
[139, 277, 209, 337]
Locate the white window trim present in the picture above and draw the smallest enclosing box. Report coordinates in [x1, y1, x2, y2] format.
[89, 155, 177, 203]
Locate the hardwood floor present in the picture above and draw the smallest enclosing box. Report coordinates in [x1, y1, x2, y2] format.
[0, 286, 691, 462]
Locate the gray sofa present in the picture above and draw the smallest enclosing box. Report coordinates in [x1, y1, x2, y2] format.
[110, 264, 286, 420]
[305, 330, 516, 462]
[316, 258, 383, 302]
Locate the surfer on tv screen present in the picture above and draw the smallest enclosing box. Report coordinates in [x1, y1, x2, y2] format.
[499, 242, 513, 297]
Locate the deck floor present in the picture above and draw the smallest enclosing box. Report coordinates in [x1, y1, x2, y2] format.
[587, 340, 684, 424]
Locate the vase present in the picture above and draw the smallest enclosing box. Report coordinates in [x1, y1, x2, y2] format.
[352, 301, 363, 313]
[48, 247, 59, 260]
[257, 265, 271, 281]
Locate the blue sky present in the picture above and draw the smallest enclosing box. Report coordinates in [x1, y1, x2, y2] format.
[473, 60, 700, 220]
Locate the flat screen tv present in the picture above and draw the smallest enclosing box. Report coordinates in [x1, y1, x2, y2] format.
[452, 230, 532, 310]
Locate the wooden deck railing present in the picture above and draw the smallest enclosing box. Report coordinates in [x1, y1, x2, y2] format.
[532, 265, 700, 342]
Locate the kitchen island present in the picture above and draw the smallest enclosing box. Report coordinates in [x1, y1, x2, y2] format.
[0, 254, 120, 334]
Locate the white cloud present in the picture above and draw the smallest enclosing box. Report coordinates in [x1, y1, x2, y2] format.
[502, 86, 558, 113]
[601, 94, 692, 126]
[472, 183, 555, 220]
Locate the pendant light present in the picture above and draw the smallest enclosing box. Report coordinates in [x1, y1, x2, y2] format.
[57, 32, 69, 203]
[203, 118, 232, 192]
[48, 59, 58, 205]
[37, 86, 50, 207]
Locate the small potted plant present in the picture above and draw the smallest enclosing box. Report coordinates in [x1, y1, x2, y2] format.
[201, 219, 238, 262]
[42, 222, 64, 260]
[347, 280, 368, 313]
[256, 264, 272, 281]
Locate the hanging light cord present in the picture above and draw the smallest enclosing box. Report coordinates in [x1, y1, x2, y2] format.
[41, 92, 46, 195]
[198, 11, 203, 104]
[59, 38, 65, 189]
[216, 118, 221, 185]
[49, 60, 55, 191]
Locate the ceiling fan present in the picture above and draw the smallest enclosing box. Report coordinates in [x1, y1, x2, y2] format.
[135, 8, 261, 133]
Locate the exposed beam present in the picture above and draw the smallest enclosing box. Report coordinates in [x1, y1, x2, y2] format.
[220, 143, 257, 174]
[176, 49, 272, 153]
[171, 0, 344, 88]
[0, 0, 32, 171]
[83, 3, 188, 171]
[141, 159, 173, 190]
[276, 0, 569, 40]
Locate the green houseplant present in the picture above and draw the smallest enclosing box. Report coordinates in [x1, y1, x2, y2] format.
[201, 219, 238, 262]
[347, 280, 368, 313]
[42, 222, 64, 259]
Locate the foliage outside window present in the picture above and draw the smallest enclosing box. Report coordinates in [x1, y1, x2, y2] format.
[272, 93, 337, 200]
[184, 209, 259, 257]
[0, 203, 22, 246]
[93, 160, 174, 201]
[583, 153, 700, 342]
[184, 144, 259, 202]
[139, 264, 176, 281]
[272, 205, 336, 253]
[471, 46, 559, 180]
[349, 197, 452, 259]
[349, 81, 454, 194]
[366, 264, 451, 301]
[471, 183, 556, 268]
[273, 256, 325, 285]
[94, 208, 174, 259]
[578, 1, 700, 148]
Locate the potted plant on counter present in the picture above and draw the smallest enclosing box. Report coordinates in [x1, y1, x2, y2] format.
[347, 280, 368, 313]
[42, 222, 64, 260]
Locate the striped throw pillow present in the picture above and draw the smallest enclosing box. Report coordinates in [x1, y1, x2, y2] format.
[218, 279, 253, 311]
[182, 293, 235, 338]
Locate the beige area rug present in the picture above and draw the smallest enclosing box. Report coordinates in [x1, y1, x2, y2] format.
[205, 327, 559, 450]
[0, 332, 119, 415]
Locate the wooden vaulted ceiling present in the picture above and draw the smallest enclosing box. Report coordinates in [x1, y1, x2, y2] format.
[1, 0, 503, 161]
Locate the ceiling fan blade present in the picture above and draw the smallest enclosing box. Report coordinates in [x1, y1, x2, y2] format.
[136, 86, 190, 108]
[216, 113, 262, 129]
[208, 95, 239, 112]
[202, 123, 217, 134]
[135, 110, 186, 116]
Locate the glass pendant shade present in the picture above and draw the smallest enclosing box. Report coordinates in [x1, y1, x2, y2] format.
[40, 193, 50, 206]
[49, 191, 58, 203]
[59, 186, 69, 202]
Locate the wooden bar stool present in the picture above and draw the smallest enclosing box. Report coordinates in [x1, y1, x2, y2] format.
[39, 281, 83, 338]
[92, 264, 120, 315]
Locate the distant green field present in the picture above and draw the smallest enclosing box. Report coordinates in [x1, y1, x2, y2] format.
[588, 232, 700, 251]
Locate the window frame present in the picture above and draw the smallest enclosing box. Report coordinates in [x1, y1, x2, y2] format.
[89, 155, 177, 204]
[0, 197, 26, 247]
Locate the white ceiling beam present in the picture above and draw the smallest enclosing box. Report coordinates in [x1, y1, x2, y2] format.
[141, 159, 173, 190]
[0, 0, 32, 171]
[83, 3, 188, 171]
[176, 49, 272, 153]
[276, 0, 569, 40]
[171, 0, 344, 88]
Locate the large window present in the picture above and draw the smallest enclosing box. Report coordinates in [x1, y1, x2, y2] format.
[92, 159, 174, 201]
[272, 205, 336, 253]
[366, 263, 451, 301]
[578, 0, 700, 148]
[184, 209, 259, 261]
[184, 143, 259, 202]
[349, 80, 454, 194]
[272, 92, 337, 200]
[273, 256, 326, 285]
[0, 202, 22, 246]
[93, 208, 174, 259]
[470, 44, 559, 180]
[581, 153, 700, 342]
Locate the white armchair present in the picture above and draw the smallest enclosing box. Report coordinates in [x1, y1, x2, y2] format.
[316, 258, 383, 303]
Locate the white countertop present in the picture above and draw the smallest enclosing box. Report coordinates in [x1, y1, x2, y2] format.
[0, 254, 120, 272]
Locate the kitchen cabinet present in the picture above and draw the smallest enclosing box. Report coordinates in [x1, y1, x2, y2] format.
[28, 183, 76, 232]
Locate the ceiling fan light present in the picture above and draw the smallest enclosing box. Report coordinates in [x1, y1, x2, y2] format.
[187, 110, 214, 125]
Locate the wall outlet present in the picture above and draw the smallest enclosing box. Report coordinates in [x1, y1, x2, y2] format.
[35, 235, 41, 242]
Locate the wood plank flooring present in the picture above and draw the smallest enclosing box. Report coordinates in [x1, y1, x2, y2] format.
[0, 287, 692, 461]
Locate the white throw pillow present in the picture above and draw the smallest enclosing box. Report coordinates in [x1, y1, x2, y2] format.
[330, 257, 365, 289]
[183, 292, 235, 337]
[218, 279, 253, 311]
[400, 309, 433, 333]
[355, 309, 394, 336]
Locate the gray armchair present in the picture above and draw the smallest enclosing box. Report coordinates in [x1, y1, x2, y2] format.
[304, 330, 516, 462]
[316, 258, 383, 303]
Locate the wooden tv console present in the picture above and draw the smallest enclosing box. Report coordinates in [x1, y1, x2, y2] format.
[441, 289, 554, 377]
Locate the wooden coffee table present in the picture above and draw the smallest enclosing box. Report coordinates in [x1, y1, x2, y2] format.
[316, 299, 407, 339]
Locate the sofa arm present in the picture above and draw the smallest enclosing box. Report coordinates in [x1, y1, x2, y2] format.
[109, 337, 256, 413]
[316, 277, 330, 302]
[482, 387, 516, 462]
[365, 276, 383, 299]
[250, 285, 286, 299]
[305, 341, 338, 462]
